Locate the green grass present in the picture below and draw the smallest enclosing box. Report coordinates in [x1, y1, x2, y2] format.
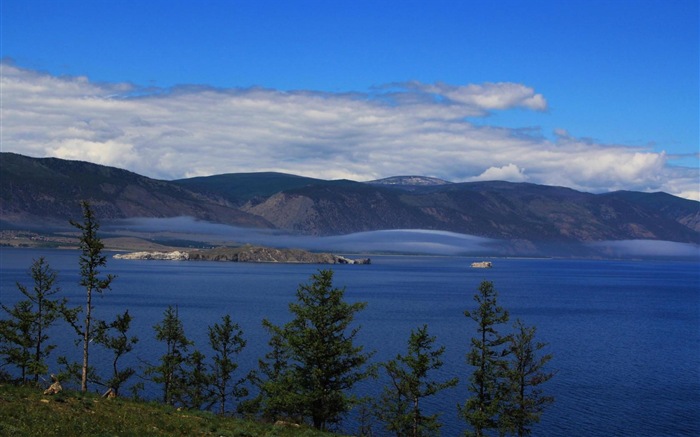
[0, 384, 340, 437]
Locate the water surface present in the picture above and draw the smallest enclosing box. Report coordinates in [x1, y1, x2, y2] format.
[1, 248, 698, 436]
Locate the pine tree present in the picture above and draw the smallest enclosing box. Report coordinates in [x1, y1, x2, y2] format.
[376, 324, 458, 437]
[93, 310, 138, 396]
[66, 201, 115, 392]
[460, 280, 510, 437]
[501, 319, 554, 437]
[208, 314, 247, 415]
[146, 305, 192, 406]
[261, 269, 373, 430]
[0, 257, 64, 383]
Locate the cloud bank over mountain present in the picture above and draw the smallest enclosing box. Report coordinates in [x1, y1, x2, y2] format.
[105, 217, 699, 259]
[3, 62, 697, 200]
[106, 217, 499, 256]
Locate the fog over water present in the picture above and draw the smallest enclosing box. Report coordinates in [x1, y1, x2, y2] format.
[586, 239, 700, 258]
[104, 217, 700, 259]
[105, 217, 499, 255]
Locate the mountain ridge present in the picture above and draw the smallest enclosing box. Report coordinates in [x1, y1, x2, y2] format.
[1, 153, 698, 246]
[367, 175, 453, 188]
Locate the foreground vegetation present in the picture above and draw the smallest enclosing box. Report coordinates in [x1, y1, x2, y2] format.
[1, 202, 555, 436]
[0, 383, 339, 437]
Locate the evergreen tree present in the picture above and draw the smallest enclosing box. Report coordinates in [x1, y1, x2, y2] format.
[246, 323, 298, 422]
[93, 310, 138, 396]
[460, 280, 510, 437]
[0, 257, 64, 383]
[261, 269, 373, 430]
[146, 305, 192, 405]
[208, 314, 247, 415]
[175, 349, 215, 410]
[376, 324, 458, 437]
[56, 355, 100, 389]
[65, 201, 115, 392]
[0, 300, 34, 383]
[501, 319, 554, 437]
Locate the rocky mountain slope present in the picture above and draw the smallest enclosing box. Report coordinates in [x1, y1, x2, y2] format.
[0, 153, 272, 229]
[2, 153, 698, 244]
[240, 179, 699, 242]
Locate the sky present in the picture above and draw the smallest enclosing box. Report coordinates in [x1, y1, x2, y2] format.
[1, 0, 699, 200]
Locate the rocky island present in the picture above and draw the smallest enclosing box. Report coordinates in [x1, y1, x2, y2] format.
[470, 261, 493, 268]
[114, 245, 371, 265]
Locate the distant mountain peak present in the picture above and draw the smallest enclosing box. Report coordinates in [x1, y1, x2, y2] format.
[367, 175, 452, 186]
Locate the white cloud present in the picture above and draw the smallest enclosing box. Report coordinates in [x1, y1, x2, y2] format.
[1, 62, 697, 200]
[106, 219, 499, 255]
[472, 163, 528, 182]
[417, 82, 548, 111]
[586, 240, 700, 258]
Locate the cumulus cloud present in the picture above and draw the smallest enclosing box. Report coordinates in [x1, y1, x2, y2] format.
[472, 163, 528, 182]
[1, 62, 697, 200]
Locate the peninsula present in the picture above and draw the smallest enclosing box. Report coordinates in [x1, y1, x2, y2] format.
[114, 245, 371, 265]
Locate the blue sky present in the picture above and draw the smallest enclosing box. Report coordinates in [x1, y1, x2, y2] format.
[2, 0, 698, 199]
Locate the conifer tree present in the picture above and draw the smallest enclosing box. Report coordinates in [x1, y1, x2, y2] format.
[460, 280, 510, 437]
[376, 324, 458, 437]
[65, 201, 115, 392]
[246, 324, 298, 421]
[208, 314, 247, 415]
[261, 269, 373, 430]
[93, 310, 138, 396]
[0, 301, 33, 382]
[0, 257, 64, 383]
[146, 305, 192, 405]
[175, 349, 215, 410]
[501, 319, 554, 437]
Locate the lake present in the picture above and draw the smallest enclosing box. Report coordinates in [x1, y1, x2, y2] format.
[1, 247, 698, 436]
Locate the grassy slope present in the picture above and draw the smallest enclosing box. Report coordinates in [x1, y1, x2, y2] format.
[0, 384, 339, 437]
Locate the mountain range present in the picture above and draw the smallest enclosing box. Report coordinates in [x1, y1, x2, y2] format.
[1, 153, 698, 249]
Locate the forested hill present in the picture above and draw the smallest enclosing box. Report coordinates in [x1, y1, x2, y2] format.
[0, 153, 273, 230]
[1, 152, 698, 244]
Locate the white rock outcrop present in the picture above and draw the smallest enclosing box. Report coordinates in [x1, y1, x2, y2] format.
[470, 261, 493, 268]
[114, 251, 189, 260]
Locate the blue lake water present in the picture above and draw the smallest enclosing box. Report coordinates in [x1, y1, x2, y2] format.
[1, 247, 699, 436]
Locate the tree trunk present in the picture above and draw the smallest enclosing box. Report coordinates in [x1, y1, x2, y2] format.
[81, 287, 92, 392]
[35, 298, 43, 384]
[413, 395, 419, 437]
